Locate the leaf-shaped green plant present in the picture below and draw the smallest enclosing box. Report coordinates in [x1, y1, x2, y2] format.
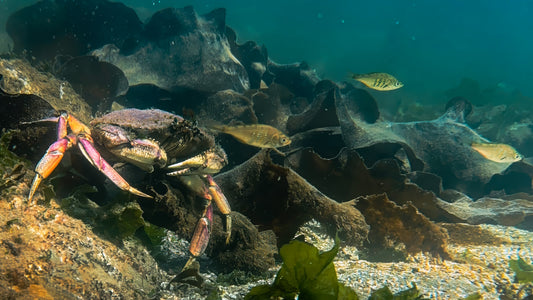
[245, 237, 359, 300]
[509, 257, 533, 283]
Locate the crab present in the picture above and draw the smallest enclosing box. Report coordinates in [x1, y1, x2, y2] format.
[28, 108, 231, 259]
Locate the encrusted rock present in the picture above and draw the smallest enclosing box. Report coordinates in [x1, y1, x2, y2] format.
[92, 7, 249, 94]
[6, 0, 143, 60]
[215, 149, 369, 247]
[0, 58, 91, 123]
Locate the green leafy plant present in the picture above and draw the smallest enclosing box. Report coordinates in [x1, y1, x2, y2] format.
[245, 237, 358, 300]
[509, 257, 533, 283]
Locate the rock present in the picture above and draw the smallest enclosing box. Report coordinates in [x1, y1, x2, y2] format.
[440, 223, 511, 245]
[119, 83, 190, 113]
[266, 61, 321, 100]
[354, 193, 450, 259]
[406, 171, 443, 196]
[92, 6, 249, 94]
[56, 55, 129, 110]
[226, 26, 269, 90]
[6, 0, 143, 60]
[0, 58, 93, 162]
[0, 89, 56, 131]
[287, 127, 344, 159]
[0, 59, 274, 272]
[138, 179, 277, 273]
[285, 80, 340, 135]
[468, 103, 533, 158]
[198, 89, 257, 125]
[437, 193, 533, 229]
[196, 90, 260, 168]
[336, 88, 517, 198]
[485, 160, 533, 195]
[0, 138, 170, 299]
[246, 84, 292, 130]
[215, 149, 369, 247]
[285, 148, 459, 223]
[0, 58, 92, 123]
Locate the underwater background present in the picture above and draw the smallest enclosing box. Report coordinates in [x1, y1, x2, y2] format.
[2, 0, 533, 103]
[2, 1, 533, 299]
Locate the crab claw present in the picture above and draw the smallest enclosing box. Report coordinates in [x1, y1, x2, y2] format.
[167, 146, 227, 176]
[28, 135, 76, 202]
[189, 204, 213, 257]
[77, 135, 152, 198]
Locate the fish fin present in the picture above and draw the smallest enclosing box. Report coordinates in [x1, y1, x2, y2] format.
[207, 124, 226, 132]
[206, 119, 247, 132]
[522, 157, 533, 166]
[269, 147, 286, 156]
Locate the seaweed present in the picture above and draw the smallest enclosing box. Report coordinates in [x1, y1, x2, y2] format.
[142, 222, 167, 247]
[245, 236, 359, 300]
[510, 257, 533, 284]
[0, 131, 25, 169]
[60, 185, 146, 239]
[460, 292, 482, 300]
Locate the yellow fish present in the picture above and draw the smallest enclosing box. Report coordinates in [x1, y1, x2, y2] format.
[350, 72, 403, 91]
[471, 142, 522, 163]
[210, 124, 291, 148]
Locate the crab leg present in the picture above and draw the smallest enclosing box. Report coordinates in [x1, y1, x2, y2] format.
[28, 112, 91, 139]
[206, 175, 231, 244]
[189, 203, 213, 257]
[77, 135, 152, 198]
[179, 174, 232, 248]
[28, 135, 76, 202]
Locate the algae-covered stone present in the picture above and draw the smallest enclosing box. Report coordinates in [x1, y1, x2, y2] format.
[0, 131, 32, 198]
[142, 222, 167, 247]
[60, 185, 145, 239]
[109, 202, 145, 239]
[0, 59, 92, 122]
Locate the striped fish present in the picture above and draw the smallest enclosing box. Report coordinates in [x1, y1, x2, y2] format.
[351, 72, 403, 91]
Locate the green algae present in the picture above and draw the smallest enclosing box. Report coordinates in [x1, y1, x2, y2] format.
[217, 269, 275, 286]
[245, 236, 358, 300]
[109, 203, 145, 238]
[0, 131, 26, 169]
[60, 185, 146, 239]
[142, 222, 167, 247]
[460, 292, 482, 300]
[0, 130, 32, 196]
[509, 257, 533, 284]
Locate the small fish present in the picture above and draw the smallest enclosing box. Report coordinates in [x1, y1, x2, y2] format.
[350, 72, 403, 91]
[210, 124, 291, 148]
[471, 142, 522, 163]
